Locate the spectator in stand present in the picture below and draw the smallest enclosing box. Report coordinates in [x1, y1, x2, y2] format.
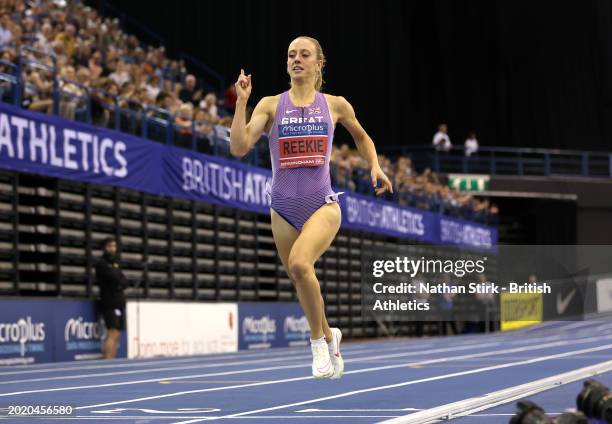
[154, 91, 176, 114]
[109, 60, 130, 87]
[178, 74, 203, 106]
[54, 22, 77, 58]
[73, 41, 92, 68]
[194, 108, 214, 135]
[200, 92, 219, 121]
[91, 78, 118, 127]
[58, 65, 84, 119]
[464, 131, 479, 156]
[23, 67, 53, 114]
[488, 203, 500, 224]
[76, 66, 91, 88]
[95, 237, 128, 359]
[0, 14, 13, 47]
[21, 16, 37, 42]
[175, 102, 193, 133]
[174, 102, 194, 147]
[433, 123, 452, 152]
[144, 74, 161, 102]
[35, 22, 55, 55]
[88, 51, 104, 79]
[224, 84, 237, 112]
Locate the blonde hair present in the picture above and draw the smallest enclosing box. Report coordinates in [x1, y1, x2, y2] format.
[291, 36, 326, 92]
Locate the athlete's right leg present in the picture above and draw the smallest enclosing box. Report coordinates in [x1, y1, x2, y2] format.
[270, 209, 332, 342]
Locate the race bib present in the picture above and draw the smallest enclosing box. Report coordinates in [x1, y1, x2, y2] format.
[278, 122, 328, 169]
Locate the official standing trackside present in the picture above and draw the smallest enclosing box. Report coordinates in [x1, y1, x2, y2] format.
[95, 236, 128, 359]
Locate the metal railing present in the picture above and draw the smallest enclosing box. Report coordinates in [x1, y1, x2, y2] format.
[378, 145, 612, 178]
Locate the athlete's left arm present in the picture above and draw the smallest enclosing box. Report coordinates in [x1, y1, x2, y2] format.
[334, 96, 393, 195]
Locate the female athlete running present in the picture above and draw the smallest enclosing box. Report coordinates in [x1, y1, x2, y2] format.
[230, 36, 393, 379]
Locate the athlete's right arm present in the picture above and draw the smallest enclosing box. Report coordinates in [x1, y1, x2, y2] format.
[229, 69, 271, 157]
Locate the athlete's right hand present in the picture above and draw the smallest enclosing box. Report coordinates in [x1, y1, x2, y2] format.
[235, 69, 252, 101]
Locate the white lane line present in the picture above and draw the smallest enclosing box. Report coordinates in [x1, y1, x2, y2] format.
[170, 343, 612, 424]
[0, 413, 566, 420]
[297, 408, 421, 412]
[2, 319, 602, 374]
[0, 342, 435, 382]
[73, 335, 612, 411]
[0, 342, 501, 396]
[4, 416, 404, 420]
[16, 326, 606, 396]
[2, 319, 607, 377]
[0, 342, 415, 378]
[0, 355, 307, 384]
[7, 321, 611, 386]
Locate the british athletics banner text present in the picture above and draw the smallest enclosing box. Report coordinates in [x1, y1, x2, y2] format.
[0, 102, 496, 249]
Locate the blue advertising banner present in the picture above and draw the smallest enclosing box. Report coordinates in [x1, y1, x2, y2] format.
[439, 216, 498, 251]
[238, 303, 309, 350]
[0, 298, 126, 364]
[53, 300, 127, 362]
[340, 192, 439, 244]
[0, 102, 496, 249]
[0, 299, 52, 365]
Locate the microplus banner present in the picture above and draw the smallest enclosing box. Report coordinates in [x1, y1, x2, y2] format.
[0, 102, 496, 249]
[0, 298, 126, 365]
[238, 302, 310, 350]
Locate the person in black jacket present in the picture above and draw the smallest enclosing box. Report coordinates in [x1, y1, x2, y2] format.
[95, 237, 128, 359]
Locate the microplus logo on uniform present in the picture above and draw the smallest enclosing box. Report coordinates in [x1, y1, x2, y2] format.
[241, 315, 277, 342]
[0, 317, 46, 357]
[278, 122, 327, 136]
[283, 315, 310, 342]
[64, 317, 105, 351]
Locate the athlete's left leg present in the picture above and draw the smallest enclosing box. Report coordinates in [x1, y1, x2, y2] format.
[287, 202, 341, 340]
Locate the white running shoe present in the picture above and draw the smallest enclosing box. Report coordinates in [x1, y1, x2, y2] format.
[327, 327, 344, 379]
[311, 340, 334, 379]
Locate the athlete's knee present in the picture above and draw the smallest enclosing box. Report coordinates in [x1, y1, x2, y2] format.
[288, 257, 312, 282]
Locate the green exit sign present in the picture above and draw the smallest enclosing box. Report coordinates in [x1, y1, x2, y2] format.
[448, 174, 490, 192]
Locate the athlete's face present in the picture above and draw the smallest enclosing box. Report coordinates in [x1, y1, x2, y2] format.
[287, 38, 321, 83]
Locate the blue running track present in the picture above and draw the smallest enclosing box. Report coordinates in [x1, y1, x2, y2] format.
[1, 320, 611, 423]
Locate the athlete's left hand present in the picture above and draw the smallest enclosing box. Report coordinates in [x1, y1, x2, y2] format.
[371, 166, 393, 196]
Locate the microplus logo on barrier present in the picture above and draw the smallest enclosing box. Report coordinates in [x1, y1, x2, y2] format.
[241, 315, 277, 342]
[0, 317, 46, 357]
[283, 315, 309, 342]
[64, 317, 105, 341]
[283, 315, 310, 346]
[64, 317, 105, 351]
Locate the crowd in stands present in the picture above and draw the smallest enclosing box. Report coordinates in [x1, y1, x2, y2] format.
[0, 0, 237, 148]
[0, 0, 497, 224]
[332, 144, 499, 224]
